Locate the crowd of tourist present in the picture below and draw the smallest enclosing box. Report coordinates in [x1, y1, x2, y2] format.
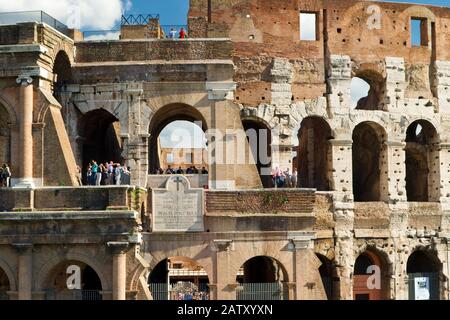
[0, 163, 11, 187]
[151, 165, 209, 175]
[82, 160, 131, 186]
[173, 290, 209, 301]
[272, 167, 298, 188]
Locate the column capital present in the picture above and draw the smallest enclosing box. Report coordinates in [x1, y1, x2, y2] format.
[289, 232, 316, 250]
[12, 243, 33, 254]
[16, 75, 33, 86]
[107, 241, 129, 255]
[211, 239, 234, 252]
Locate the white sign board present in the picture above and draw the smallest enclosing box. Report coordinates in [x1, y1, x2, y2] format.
[152, 175, 204, 232]
[414, 277, 430, 300]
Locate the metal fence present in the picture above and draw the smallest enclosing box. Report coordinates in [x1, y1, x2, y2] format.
[149, 282, 210, 301]
[121, 14, 160, 25]
[45, 289, 102, 300]
[236, 283, 286, 300]
[0, 11, 68, 35]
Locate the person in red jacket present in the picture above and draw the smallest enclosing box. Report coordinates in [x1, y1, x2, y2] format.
[179, 27, 187, 39]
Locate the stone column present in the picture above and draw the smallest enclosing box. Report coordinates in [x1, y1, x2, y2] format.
[385, 141, 407, 203]
[13, 243, 33, 300]
[211, 239, 233, 300]
[124, 88, 149, 188]
[15, 75, 35, 188]
[107, 241, 129, 300]
[329, 139, 353, 202]
[291, 233, 316, 300]
[207, 95, 238, 190]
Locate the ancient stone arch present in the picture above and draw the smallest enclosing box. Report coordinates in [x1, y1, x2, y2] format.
[35, 252, 110, 292]
[0, 258, 17, 291]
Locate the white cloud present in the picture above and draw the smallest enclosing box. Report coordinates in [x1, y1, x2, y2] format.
[0, 0, 131, 30]
[84, 31, 120, 41]
[159, 121, 207, 149]
[350, 77, 370, 107]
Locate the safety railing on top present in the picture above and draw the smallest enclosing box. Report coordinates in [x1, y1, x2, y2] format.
[0, 10, 69, 36]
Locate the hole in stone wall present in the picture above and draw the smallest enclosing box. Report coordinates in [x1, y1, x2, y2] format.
[300, 12, 318, 41]
[411, 17, 428, 47]
[351, 71, 384, 110]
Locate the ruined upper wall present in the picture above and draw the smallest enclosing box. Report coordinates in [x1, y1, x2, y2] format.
[73, 39, 233, 63]
[188, 0, 450, 106]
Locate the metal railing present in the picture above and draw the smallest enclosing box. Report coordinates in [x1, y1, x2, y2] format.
[149, 282, 210, 301]
[121, 14, 160, 25]
[0, 10, 69, 35]
[45, 289, 102, 300]
[236, 283, 286, 300]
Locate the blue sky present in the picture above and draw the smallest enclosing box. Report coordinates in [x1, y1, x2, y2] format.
[125, 0, 189, 26]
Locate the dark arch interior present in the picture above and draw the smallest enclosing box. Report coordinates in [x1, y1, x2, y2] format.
[238, 256, 286, 283]
[149, 104, 207, 173]
[353, 71, 384, 110]
[53, 51, 72, 96]
[242, 119, 272, 188]
[405, 120, 437, 202]
[352, 122, 384, 201]
[78, 109, 123, 179]
[45, 260, 102, 300]
[297, 117, 333, 191]
[0, 268, 10, 300]
[317, 254, 335, 300]
[354, 253, 375, 275]
[149, 259, 169, 283]
[407, 251, 440, 274]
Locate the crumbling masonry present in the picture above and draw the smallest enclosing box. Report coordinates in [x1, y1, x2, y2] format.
[0, 0, 449, 300]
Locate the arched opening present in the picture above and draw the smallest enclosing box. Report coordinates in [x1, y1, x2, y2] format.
[407, 250, 441, 300]
[236, 256, 288, 300]
[351, 71, 384, 110]
[43, 260, 102, 300]
[148, 257, 209, 300]
[405, 120, 439, 202]
[78, 109, 123, 184]
[352, 122, 387, 202]
[0, 268, 10, 300]
[317, 254, 337, 300]
[0, 103, 11, 172]
[242, 119, 272, 188]
[52, 51, 72, 100]
[149, 104, 208, 176]
[296, 117, 333, 191]
[353, 250, 389, 300]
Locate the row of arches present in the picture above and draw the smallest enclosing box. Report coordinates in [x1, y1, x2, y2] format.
[0, 248, 442, 300]
[294, 117, 439, 202]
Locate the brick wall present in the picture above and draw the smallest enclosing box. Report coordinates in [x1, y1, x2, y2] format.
[74, 39, 233, 62]
[206, 189, 316, 214]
